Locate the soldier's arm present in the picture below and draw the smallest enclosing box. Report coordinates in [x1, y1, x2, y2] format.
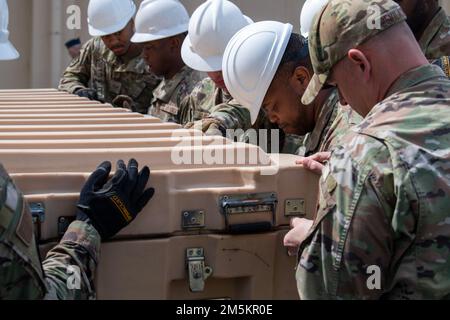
[58, 39, 94, 94]
[298, 135, 400, 299]
[132, 73, 161, 114]
[42, 221, 101, 300]
[207, 101, 252, 132]
[178, 93, 196, 126]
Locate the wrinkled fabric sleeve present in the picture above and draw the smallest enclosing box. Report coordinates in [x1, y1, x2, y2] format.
[42, 221, 101, 300]
[208, 101, 252, 132]
[298, 136, 403, 299]
[58, 40, 94, 94]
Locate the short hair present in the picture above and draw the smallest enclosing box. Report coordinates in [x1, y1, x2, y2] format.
[276, 33, 312, 77]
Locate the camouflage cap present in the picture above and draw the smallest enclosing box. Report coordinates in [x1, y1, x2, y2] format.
[301, 0, 406, 105]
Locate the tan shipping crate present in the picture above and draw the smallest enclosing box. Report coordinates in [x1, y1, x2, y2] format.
[1, 91, 316, 300]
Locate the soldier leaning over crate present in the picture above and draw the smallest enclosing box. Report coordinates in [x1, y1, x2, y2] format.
[178, 0, 257, 136]
[289, 0, 450, 299]
[131, 0, 205, 123]
[58, 0, 160, 114]
[222, 21, 361, 158]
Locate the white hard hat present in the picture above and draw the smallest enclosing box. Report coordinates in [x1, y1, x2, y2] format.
[181, 0, 253, 72]
[222, 21, 293, 125]
[0, 0, 19, 60]
[131, 0, 189, 43]
[300, 0, 329, 38]
[87, 0, 137, 37]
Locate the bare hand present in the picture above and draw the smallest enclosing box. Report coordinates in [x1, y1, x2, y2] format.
[296, 152, 331, 175]
[283, 218, 314, 256]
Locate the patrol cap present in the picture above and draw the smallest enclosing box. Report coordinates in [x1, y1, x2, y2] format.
[65, 38, 81, 49]
[301, 0, 406, 105]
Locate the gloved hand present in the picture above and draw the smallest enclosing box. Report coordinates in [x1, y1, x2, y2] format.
[75, 88, 101, 101]
[184, 118, 225, 136]
[76, 159, 155, 240]
[112, 95, 135, 111]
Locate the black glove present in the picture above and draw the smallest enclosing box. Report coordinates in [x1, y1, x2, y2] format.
[76, 159, 155, 240]
[75, 88, 101, 102]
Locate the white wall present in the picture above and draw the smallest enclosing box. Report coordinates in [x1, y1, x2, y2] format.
[0, 0, 449, 89]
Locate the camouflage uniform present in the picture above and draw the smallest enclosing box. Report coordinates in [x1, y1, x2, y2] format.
[283, 90, 362, 156]
[149, 66, 205, 123]
[297, 0, 450, 300]
[418, 7, 450, 60]
[419, 7, 450, 78]
[179, 78, 252, 132]
[58, 37, 160, 114]
[0, 164, 100, 300]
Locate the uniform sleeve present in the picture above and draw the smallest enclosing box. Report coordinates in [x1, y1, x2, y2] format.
[178, 93, 195, 126]
[58, 40, 94, 94]
[207, 101, 252, 131]
[132, 73, 161, 114]
[42, 221, 101, 300]
[297, 135, 401, 299]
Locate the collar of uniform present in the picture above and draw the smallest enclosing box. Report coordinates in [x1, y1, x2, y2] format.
[221, 87, 233, 103]
[98, 38, 146, 74]
[385, 64, 446, 98]
[153, 65, 192, 103]
[303, 89, 339, 155]
[419, 8, 449, 57]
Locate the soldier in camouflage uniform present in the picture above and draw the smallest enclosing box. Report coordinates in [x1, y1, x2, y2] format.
[394, 0, 450, 77]
[1, 159, 154, 300]
[147, 64, 204, 123]
[178, 0, 273, 140]
[223, 25, 361, 156]
[293, 0, 450, 299]
[131, 0, 204, 123]
[394, 0, 450, 60]
[58, 0, 160, 114]
[179, 77, 252, 135]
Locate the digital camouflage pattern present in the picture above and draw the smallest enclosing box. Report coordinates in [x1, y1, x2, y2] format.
[149, 66, 205, 123]
[180, 78, 252, 134]
[58, 37, 160, 114]
[0, 164, 100, 300]
[302, 0, 406, 105]
[296, 64, 450, 299]
[297, 0, 450, 299]
[419, 7, 450, 61]
[432, 56, 450, 78]
[282, 89, 362, 156]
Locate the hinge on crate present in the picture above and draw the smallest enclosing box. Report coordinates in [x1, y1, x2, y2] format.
[29, 202, 45, 241]
[181, 210, 205, 230]
[284, 199, 306, 217]
[219, 192, 278, 234]
[186, 248, 213, 293]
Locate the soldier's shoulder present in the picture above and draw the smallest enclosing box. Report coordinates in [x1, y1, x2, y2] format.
[190, 78, 215, 99]
[333, 130, 390, 174]
[187, 70, 207, 87]
[80, 37, 102, 53]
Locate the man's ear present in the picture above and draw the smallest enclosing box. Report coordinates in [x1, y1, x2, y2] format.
[347, 49, 371, 81]
[169, 36, 182, 52]
[290, 66, 311, 94]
